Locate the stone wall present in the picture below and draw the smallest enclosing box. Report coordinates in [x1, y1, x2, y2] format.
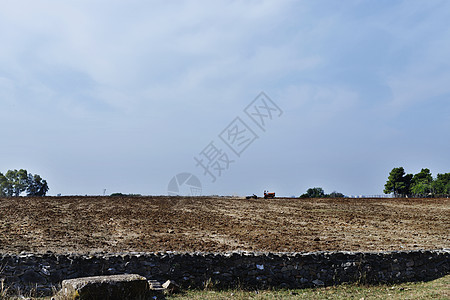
[1, 249, 449, 296]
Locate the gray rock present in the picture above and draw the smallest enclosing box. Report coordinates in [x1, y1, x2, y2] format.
[299, 277, 309, 284]
[162, 279, 180, 293]
[60, 274, 148, 300]
[312, 279, 324, 286]
[148, 279, 165, 292]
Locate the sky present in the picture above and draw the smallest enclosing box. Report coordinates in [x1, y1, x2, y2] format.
[1, 0, 449, 197]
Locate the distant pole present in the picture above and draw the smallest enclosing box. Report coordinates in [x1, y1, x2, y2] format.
[103, 189, 107, 196]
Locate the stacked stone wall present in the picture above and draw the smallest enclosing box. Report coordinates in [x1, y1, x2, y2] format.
[0, 249, 448, 295]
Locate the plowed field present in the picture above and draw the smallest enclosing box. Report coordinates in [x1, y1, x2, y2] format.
[0, 196, 448, 253]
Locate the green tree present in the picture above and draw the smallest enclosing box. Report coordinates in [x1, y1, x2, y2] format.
[300, 187, 325, 198]
[384, 167, 412, 197]
[411, 181, 431, 196]
[433, 173, 450, 195]
[5, 169, 29, 197]
[412, 168, 433, 185]
[410, 168, 433, 196]
[329, 191, 345, 198]
[0, 169, 49, 197]
[26, 174, 49, 196]
[0, 173, 11, 196]
[445, 182, 450, 195]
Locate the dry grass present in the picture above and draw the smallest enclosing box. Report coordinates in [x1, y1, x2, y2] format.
[167, 275, 450, 300]
[0, 276, 448, 299]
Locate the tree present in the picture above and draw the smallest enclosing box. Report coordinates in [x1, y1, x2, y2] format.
[411, 168, 433, 185]
[0, 173, 11, 196]
[329, 191, 345, 198]
[410, 168, 433, 196]
[300, 187, 325, 198]
[0, 169, 49, 197]
[385, 167, 450, 197]
[433, 173, 450, 195]
[26, 174, 49, 196]
[384, 167, 412, 197]
[5, 169, 29, 197]
[410, 181, 431, 196]
[445, 182, 450, 195]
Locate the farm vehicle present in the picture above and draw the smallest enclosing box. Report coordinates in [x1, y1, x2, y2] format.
[264, 191, 275, 199]
[245, 191, 276, 199]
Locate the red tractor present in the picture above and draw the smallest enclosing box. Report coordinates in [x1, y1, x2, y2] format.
[264, 190, 275, 199]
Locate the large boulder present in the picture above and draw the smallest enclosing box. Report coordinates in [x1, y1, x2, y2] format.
[60, 274, 148, 300]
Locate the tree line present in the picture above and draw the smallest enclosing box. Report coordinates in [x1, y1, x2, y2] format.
[0, 169, 49, 197]
[384, 167, 450, 197]
[299, 187, 345, 198]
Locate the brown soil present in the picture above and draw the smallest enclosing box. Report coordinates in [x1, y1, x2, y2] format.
[0, 196, 448, 254]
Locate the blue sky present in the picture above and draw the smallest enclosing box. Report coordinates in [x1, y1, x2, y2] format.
[1, 0, 449, 196]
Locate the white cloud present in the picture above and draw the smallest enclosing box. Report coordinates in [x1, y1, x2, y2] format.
[1, 1, 303, 114]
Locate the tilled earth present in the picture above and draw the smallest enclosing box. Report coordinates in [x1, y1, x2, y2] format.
[0, 196, 448, 254]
